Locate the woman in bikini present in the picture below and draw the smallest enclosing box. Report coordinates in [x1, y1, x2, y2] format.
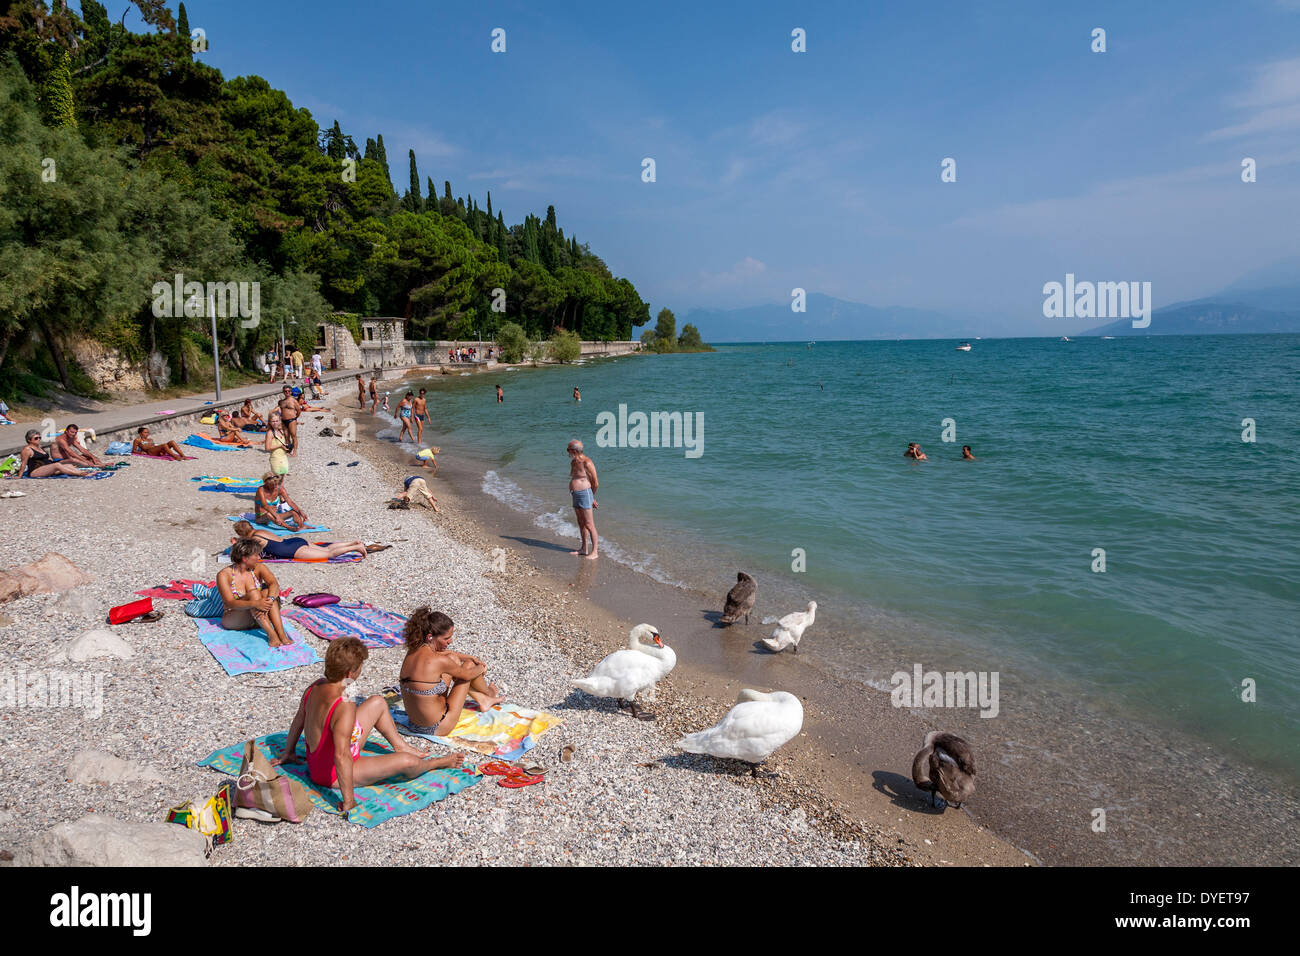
[214, 411, 253, 447]
[398, 608, 505, 735]
[132, 426, 188, 461]
[397, 392, 415, 442]
[276, 638, 463, 814]
[254, 473, 308, 529]
[230, 520, 369, 563]
[216, 538, 291, 647]
[12, 430, 96, 478]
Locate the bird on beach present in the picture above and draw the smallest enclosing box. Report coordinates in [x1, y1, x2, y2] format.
[718, 571, 757, 626]
[675, 689, 804, 776]
[572, 624, 676, 721]
[761, 601, 817, 653]
[911, 731, 977, 809]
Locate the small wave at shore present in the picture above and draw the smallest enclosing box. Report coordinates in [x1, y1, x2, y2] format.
[481, 470, 686, 587]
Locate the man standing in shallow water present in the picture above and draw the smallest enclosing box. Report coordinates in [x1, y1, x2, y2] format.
[567, 439, 598, 559]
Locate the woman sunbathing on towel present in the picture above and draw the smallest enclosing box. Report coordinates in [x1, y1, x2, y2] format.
[398, 608, 505, 735]
[276, 638, 465, 814]
[214, 411, 254, 447]
[233, 400, 266, 431]
[217, 538, 291, 647]
[254, 473, 308, 529]
[231, 520, 369, 562]
[132, 426, 187, 461]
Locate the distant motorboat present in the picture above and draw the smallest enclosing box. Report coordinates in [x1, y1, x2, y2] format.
[1102, 335, 1115, 340]
[955, 342, 972, 351]
[1060, 336, 1071, 342]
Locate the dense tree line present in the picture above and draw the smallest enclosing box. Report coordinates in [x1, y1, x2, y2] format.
[0, 0, 651, 397]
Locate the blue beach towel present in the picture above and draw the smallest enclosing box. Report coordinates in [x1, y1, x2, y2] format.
[193, 616, 319, 675]
[199, 483, 260, 493]
[197, 732, 480, 827]
[226, 514, 330, 536]
[21, 470, 115, 479]
[183, 435, 251, 452]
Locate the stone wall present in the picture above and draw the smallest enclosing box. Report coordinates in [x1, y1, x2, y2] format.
[70, 340, 171, 391]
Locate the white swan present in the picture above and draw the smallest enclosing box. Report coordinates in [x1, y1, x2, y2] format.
[572, 624, 675, 720]
[762, 601, 817, 653]
[675, 689, 803, 774]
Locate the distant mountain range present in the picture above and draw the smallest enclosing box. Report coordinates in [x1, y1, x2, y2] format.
[684, 261, 1300, 341]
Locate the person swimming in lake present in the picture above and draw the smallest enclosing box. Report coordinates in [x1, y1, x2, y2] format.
[217, 538, 291, 647]
[277, 637, 464, 814]
[573, 386, 581, 402]
[904, 442, 927, 461]
[962, 445, 976, 460]
[495, 384, 503, 404]
[567, 438, 598, 559]
[398, 608, 505, 736]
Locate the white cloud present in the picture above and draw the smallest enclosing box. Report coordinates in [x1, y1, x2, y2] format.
[695, 256, 767, 291]
[1207, 57, 1300, 140]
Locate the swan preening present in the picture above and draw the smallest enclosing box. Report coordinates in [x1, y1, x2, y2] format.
[718, 571, 757, 625]
[762, 601, 817, 653]
[572, 624, 676, 721]
[911, 731, 976, 809]
[675, 689, 804, 775]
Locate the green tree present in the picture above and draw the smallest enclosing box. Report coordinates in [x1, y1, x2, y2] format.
[39, 47, 77, 128]
[177, 2, 190, 53]
[496, 321, 529, 363]
[652, 308, 677, 352]
[404, 149, 421, 212]
[548, 328, 581, 363]
[677, 323, 710, 351]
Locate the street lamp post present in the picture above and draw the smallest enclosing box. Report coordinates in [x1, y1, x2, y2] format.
[208, 291, 221, 400]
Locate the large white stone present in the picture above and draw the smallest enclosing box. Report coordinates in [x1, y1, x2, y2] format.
[67, 751, 166, 786]
[67, 629, 133, 662]
[17, 814, 208, 867]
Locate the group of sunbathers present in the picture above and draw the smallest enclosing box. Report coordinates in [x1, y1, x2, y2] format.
[10, 425, 113, 478]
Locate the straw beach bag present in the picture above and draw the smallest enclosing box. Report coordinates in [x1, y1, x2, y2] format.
[235, 740, 314, 823]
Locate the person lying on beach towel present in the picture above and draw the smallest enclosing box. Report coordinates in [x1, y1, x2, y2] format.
[255, 473, 308, 529]
[276, 638, 465, 814]
[215, 411, 254, 447]
[216, 538, 292, 647]
[231, 519, 369, 562]
[11, 429, 107, 478]
[398, 608, 505, 736]
[234, 399, 266, 431]
[132, 426, 189, 461]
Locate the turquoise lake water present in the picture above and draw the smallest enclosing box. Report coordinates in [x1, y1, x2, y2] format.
[393, 335, 1300, 786]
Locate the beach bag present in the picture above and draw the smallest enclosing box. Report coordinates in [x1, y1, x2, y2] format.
[108, 597, 153, 625]
[235, 741, 313, 823]
[0, 454, 18, 477]
[185, 583, 226, 618]
[165, 782, 233, 855]
[105, 441, 133, 456]
[292, 592, 340, 608]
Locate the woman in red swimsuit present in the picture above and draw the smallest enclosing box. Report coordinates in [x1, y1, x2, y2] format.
[275, 638, 464, 813]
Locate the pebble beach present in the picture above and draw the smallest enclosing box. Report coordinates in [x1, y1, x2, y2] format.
[0, 393, 926, 867]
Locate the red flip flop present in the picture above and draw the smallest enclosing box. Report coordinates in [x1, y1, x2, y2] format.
[498, 772, 544, 788]
[476, 761, 516, 776]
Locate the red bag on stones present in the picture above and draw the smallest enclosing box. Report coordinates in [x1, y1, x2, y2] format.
[108, 597, 153, 625]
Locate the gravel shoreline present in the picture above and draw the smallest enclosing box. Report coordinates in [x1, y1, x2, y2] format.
[0, 399, 916, 866]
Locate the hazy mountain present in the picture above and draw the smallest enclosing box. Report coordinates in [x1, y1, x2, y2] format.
[1083, 262, 1300, 336]
[684, 293, 987, 342]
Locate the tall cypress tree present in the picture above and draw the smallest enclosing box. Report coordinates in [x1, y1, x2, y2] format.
[426, 176, 438, 207]
[486, 191, 493, 220]
[496, 212, 509, 260]
[177, 2, 191, 56]
[523, 215, 540, 264]
[405, 149, 421, 210]
[375, 134, 392, 188]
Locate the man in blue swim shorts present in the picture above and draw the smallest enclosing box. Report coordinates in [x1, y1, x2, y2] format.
[566, 439, 599, 559]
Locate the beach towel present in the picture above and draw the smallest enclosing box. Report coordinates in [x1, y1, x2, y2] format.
[391, 702, 564, 761]
[198, 732, 480, 828]
[133, 451, 198, 461]
[191, 475, 261, 485]
[199, 483, 260, 493]
[194, 616, 318, 675]
[183, 434, 252, 451]
[136, 579, 293, 601]
[21, 470, 115, 479]
[284, 602, 405, 648]
[227, 515, 330, 536]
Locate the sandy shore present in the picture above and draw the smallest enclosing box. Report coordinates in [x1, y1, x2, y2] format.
[0, 394, 971, 866]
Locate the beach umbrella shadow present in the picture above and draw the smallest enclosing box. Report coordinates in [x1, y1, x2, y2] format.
[872, 769, 945, 814]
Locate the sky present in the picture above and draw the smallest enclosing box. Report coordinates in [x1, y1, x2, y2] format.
[121, 0, 1300, 333]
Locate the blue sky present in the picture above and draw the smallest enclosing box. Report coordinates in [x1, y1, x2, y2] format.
[127, 1, 1300, 332]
